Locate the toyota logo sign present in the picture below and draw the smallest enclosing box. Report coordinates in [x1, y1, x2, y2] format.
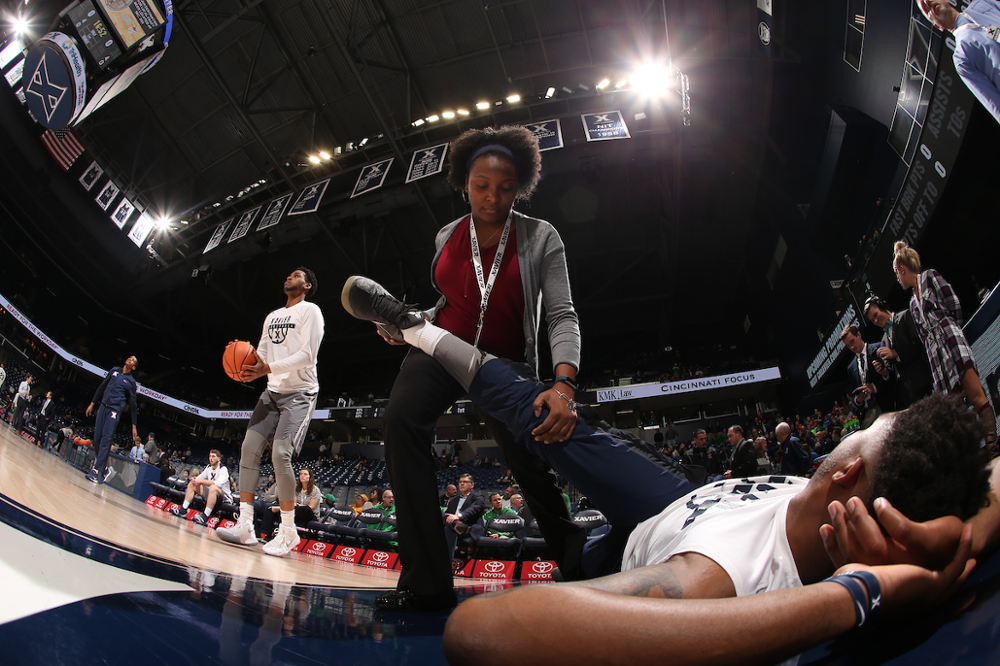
[310, 542, 325, 553]
[342, 547, 356, 557]
[371, 551, 389, 562]
[452, 558, 464, 572]
[484, 560, 505, 573]
[532, 562, 554, 574]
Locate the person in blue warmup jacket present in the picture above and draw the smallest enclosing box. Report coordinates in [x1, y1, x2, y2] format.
[85, 355, 140, 484]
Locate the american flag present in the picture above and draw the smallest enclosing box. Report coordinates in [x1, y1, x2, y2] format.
[40, 128, 85, 171]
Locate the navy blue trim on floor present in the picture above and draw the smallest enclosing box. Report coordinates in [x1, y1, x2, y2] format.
[1, 488, 999, 665]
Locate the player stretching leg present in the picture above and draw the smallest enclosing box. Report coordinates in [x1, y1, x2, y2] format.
[217, 268, 325, 557]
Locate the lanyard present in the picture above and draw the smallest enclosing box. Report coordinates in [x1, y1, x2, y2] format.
[469, 210, 513, 349]
[955, 13, 1000, 41]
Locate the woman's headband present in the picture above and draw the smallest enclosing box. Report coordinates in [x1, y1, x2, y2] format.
[466, 143, 515, 171]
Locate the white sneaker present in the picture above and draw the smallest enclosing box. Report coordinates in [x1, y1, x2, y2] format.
[216, 521, 259, 546]
[262, 525, 300, 557]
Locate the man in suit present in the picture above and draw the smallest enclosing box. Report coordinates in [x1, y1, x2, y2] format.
[725, 425, 758, 479]
[864, 297, 933, 411]
[444, 473, 487, 558]
[841, 325, 891, 428]
[35, 391, 54, 448]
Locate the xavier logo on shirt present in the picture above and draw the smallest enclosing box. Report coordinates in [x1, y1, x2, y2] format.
[268, 316, 295, 344]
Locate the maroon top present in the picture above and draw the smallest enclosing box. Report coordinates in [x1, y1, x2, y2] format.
[434, 218, 527, 362]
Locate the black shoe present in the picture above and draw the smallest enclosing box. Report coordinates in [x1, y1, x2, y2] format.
[341, 276, 424, 340]
[374, 589, 457, 612]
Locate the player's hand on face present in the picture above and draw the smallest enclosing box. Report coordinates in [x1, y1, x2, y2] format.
[834, 523, 975, 618]
[820, 496, 965, 570]
[531, 388, 578, 444]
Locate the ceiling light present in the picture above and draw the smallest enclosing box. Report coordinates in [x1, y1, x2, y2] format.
[11, 16, 28, 34]
[476, 101, 490, 110]
[506, 94, 520, 103]
[630, 62, 672, 98]
[359, 137, 368, 146]
[308, 155, 320, 164]
[412, 118, 425, 126]
[457, 108, 469, 116]
[545, 87, 555, 98]
[426, 114, 440, 122]
[596, 79, 610, 90]
[180, 220, 189, 225]
[442, 110, 455, 119]
[319, 151, 331, 159]
[155, 217, 170, 229]
[615, 79, 628, 89]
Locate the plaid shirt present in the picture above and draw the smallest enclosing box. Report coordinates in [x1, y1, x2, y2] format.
[909, 269, 977, 392]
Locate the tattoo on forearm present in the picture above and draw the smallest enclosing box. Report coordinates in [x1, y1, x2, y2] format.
[575, 564, 684, 599]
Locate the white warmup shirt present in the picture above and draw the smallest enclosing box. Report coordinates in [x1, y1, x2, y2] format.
[622, 476, 807, 597]
[257, 300, 325, 394]
[198, 463, 232, 503]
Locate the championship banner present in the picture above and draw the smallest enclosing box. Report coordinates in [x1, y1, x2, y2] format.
[228, 206, 261, 243]
[111, 197, 134, 229]
[405, 144, 448, 183]
[256, 193, 292, 231]
[203, 218, 232, 253]
[352, 158, 393, 198]
[595, 367, 782, 403]
[128, 213, 154, 247]
[288, 179, 331, 216]
[79, 160, 104, 191]
[96, 180, 119, 211]
[527, 119, 564, 151]
[581, 111, 630, 141]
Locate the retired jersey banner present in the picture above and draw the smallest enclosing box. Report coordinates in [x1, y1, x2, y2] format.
[257, 193, 293, 231]
[96, 180, 119, 211]
[582, 111, 630, 141]
[111, 198, 134, 229]
[79, 160, 104, 191]
[288, 179, 331, 216]
[352, 158, 393, 198]
[228, 206, 261, 243]
[528, 119, 564, 151]
[128, 213, 154, 247]
[406, 144, 448, 183]
[204, 218, 233, 253]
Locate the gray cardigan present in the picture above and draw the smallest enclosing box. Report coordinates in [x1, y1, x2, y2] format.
[426, 211, 581, 373]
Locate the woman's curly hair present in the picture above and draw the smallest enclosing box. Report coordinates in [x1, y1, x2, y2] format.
[447, 126, 543, 201]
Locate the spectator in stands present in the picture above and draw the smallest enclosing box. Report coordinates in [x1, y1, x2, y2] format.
[753, 437, 773, 475]
[510, 492, 532, 527]
[497, 469, 514, 486]
[444, 473, 487, 556]
[916, 0, 1000, 126]
[864, 295, 933, 411]
[369, 488, 382, 507]
[293, 468, 322, 526]
[158, 457, 176, 485]
[439, 484, 457, 508]
[683, 429, 720, 477]
[841, 325, 891, 429]
[664, 421, 678, 447]
[258, 473, 275, 494]
[129, 439, 144, 463]
[144, 433, 159, 463]
[480, 492, 517, 538]
[373, 490, 397, 546]
[893, 241, 997, 455]
[776, 422, 810, 476]
[350, 493, 370, 515]
[11, 374, 31, 431]
[169, 449, 231, 525]
[501, 484, 519, 509]
[725, 425, 757, 479]
[0, 364, 5, 400]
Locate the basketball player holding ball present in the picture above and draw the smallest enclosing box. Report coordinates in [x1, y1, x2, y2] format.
[216, 267, 324, 557]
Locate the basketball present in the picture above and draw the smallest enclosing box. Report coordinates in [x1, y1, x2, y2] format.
[223, 340, 259, 381]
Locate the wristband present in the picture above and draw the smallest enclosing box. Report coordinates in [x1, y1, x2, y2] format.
[553, 375, 578, 391]
[826, 571, 880, 627]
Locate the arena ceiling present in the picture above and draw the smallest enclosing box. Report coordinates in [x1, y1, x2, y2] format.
[1, 0, 933, 409]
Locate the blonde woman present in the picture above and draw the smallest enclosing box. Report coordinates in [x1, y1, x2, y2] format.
[893, 241, 997, 453]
